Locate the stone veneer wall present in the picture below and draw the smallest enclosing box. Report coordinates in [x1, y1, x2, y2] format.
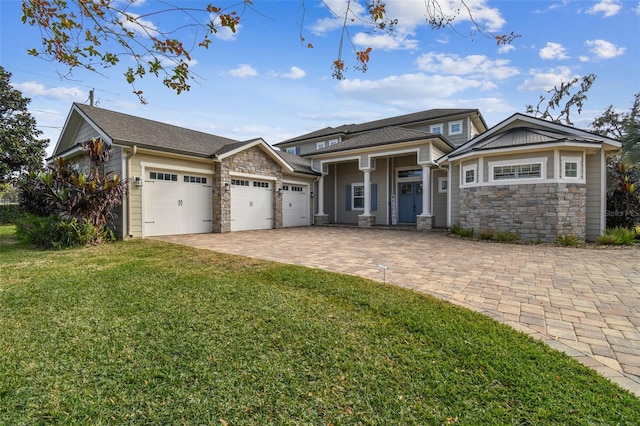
[459, 183, 586, 242]
[212, 146, 283, 233]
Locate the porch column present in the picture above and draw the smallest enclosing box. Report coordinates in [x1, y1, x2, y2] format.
[363, 168, 371, 216]
[314, 173, 329, 225]
[317, 174, 325, 215]
[417, 164, 433, 231]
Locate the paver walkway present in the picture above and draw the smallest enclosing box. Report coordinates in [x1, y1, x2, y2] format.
[156, 227, 640, 397]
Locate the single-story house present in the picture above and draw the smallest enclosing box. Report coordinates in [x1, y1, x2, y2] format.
[53, 103, 621, 242]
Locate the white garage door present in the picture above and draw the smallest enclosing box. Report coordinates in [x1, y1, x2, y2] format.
[143, 170, 212, 237]
[282, 184, 309, 227]
[230, 178, 273, 231]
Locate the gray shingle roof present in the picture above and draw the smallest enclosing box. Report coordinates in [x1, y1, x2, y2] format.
[74, 103, 241, 157]
[275, 151, 318, 175]
[275, 108, 481, 146]
[302, 126, 451, 156]
[449, 127, 603, 158]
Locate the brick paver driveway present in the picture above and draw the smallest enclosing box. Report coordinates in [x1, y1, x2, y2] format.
[157, 227, 640, 397]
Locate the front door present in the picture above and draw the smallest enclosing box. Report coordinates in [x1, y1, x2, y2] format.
[398, 182, 423, 223]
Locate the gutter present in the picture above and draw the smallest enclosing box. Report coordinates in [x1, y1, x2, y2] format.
[126, 145, 137, 238]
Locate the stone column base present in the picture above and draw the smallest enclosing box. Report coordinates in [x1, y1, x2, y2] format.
[417, 215, 433, 231]
[358, 214, 376, 228]
[314, 214, 329, 226]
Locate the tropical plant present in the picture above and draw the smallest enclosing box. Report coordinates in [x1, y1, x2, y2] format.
[598, 226, 638, 246]
[555, 233, 581, 247]
[18, 138, 128, 247]
[606, 160, 640, 229]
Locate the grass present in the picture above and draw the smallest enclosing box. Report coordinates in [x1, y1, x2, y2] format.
[1, 225, 639, 424]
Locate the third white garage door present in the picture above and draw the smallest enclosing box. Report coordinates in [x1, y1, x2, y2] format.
[282, 184, 309, 227]
[230, 178, 273, 231]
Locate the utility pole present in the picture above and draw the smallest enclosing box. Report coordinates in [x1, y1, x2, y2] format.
[89, 89, 94, 106]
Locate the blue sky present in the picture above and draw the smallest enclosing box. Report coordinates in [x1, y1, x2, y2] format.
[1, 0, 639, 157]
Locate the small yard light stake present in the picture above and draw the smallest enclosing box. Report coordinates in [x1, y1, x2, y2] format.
[378, 264, 388, 284]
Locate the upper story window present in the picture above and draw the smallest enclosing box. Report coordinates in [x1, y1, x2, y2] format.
[286, 147, 300, 155]
[328, 139, 339, 146]
[316, 141, 325, 149]
[430, 123, 443, 134]
[449, 120, 463, 135]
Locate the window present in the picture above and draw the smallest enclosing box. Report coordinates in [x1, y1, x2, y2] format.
[291, 186, 303, 192]
[461, 164, 477, 186]
[352, 184, 364, 210]
[488, 157, 547, 183]
[150, 171, 177, 181]
[328, 139, 339, 146]
[449, 120, 463, 135]
[438, 177, 448, 193]
[430, 123, 443, 134]
[316, 141, 325, 149]
[231, 179, 249, 186]
[253, 181, 270, 188]
[562, 157, 581, 179]
[493, 163, 541, 180]
[286, 147, 300, 155]
[183, 175, 207, 184]
[397, 169, 422, 179]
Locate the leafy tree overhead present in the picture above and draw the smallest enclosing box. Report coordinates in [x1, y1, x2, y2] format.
[0, 66, 48, 183]
[21, 0, 517, 103]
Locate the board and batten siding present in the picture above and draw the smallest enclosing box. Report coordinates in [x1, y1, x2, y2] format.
[585, 150, 604, 240]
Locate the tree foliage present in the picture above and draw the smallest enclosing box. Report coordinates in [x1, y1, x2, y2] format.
[19, 138, 128, 242]
[0, 66, 48, 182]
[591, 92, 640, 164]
[21, 0, 517, 101]
[525, 73, 596, 126]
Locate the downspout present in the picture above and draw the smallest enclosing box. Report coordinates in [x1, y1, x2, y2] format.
[126, 145, 137, 238]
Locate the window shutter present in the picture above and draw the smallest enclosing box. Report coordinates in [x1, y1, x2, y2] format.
[371, 183, 377, 211]
[345, 185, 351, 211]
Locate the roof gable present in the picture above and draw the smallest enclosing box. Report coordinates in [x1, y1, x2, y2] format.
[444, 113, 621, 161]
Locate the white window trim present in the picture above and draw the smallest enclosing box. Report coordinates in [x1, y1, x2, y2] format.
[328, 138, 339, 146]
[449, 120, 463, 136]
[351, 182, 365, 211]
[430, 123, 444, 134]
[461, 164, 477, 187]
[438, 177, 448, 193]
[316, 141, 325, 150]
[286, 147, 297, 154]
[488, 157, 547, 184]
[561, 155, 583, 181]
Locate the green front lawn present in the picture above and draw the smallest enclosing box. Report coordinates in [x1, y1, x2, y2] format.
[1, 225, 638, 424]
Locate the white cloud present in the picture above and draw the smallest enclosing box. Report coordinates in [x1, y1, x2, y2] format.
[336, 73, 492, 106]
[210, 15, 241, 41]
[517, 67, 578, 91]
[13, 81, 88, 101]
[539, 42, 568, 60]
[587, 0, 622, 17]
[498, 44, 515, 54]
[227, 64, 258, 78]
[415, 52, 519, 80]
[352, 32, 419, 51]
[585, 39, 626, 59]
[281, 66, 306, 80]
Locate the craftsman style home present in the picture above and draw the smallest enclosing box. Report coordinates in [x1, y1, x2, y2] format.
[53, 103, 620, 242]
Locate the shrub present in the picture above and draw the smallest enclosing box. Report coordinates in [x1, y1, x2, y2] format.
[477, 229, 495, 241]
[448, 223, 474, 238]
[598, 226, 637, 246]
[15, 214, 113, 249]
[556, 234, 581, 247]
[0, 204, 24, 224]
[494, 231, 520, 243]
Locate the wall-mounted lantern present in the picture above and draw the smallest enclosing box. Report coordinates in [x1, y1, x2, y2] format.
[134, 176, 143, 187]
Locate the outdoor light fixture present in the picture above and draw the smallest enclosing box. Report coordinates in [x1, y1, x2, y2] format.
[224, 182, 230, 191]
[134, 176, 143, 187]
[378, 264, 388, 283]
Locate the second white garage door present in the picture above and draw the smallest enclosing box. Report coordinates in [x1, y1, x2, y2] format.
[282, 184, 309, 227]
[230, 178, 273, 231]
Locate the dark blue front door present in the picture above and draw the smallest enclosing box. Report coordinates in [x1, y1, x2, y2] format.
[398, 182, 423, 223]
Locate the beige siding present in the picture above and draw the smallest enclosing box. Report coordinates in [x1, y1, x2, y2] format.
[585, 150, 604, 240]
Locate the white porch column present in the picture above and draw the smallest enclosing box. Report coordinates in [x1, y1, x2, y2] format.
[317, 174, 325, 215]
[363, 168, 372, 216]
[421, 164, 432, 216]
